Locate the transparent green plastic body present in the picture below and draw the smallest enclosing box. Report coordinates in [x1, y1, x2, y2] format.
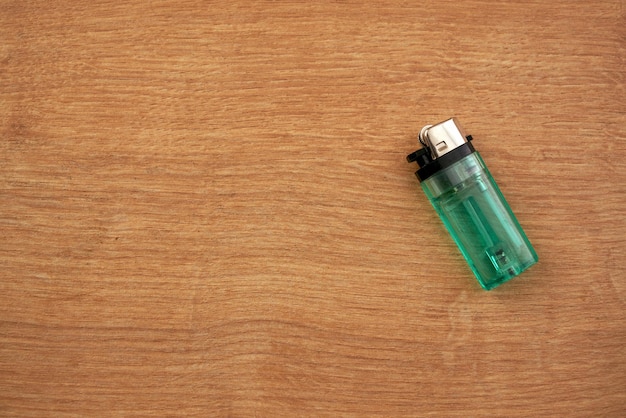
[422, 152, 538, 290]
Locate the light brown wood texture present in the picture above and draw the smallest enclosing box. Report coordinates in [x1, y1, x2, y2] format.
[1, 1, 625, 416]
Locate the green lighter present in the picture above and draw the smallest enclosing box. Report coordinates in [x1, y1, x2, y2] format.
[407, 118, 538, 290]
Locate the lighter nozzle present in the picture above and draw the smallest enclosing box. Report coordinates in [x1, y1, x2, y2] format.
[420, 118, 469, 159]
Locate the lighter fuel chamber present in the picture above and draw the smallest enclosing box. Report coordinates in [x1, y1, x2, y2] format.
[407, 118, 537, 290]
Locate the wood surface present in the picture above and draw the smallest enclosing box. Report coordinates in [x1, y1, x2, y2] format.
[1, 1, 625, 416]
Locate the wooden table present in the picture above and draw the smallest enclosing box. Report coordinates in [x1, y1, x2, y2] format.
[2, 1, 624, 416]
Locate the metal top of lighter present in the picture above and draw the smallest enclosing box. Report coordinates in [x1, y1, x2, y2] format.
[407, 118, 538, 290]
[407, 118, 476, 182]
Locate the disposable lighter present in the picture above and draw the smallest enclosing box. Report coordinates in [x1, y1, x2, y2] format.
[406, 118, 537, 290]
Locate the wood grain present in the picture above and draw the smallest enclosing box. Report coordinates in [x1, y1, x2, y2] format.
[1, 1, 625, 416]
